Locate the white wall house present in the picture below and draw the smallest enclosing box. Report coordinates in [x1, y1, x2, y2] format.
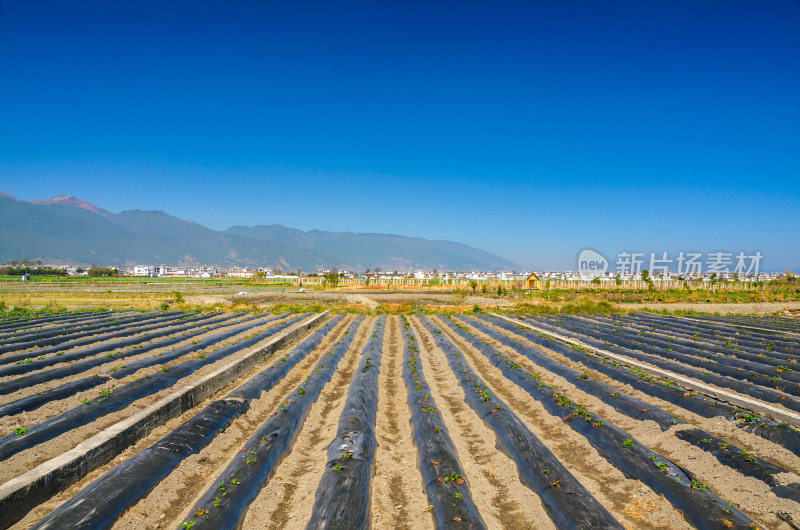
[133, 265, 156, 277]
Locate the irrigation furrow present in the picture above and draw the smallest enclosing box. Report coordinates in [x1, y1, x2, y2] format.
[499, 314, 800, 459]
[369, 316, 431, 529]
[31, 314, 343, 529]
[525, 315, 800, 416]
[399, 315, 485, 529]
[0, 314, 305, 463]
[415, 315, 624, 529]
[0, 312, 243, 396]
[440, 315, 767, 527]
[0, 313, 204, 372]
[175, 316, 364, 529]
[0, 312, 184, 357]
[306, 315, 387, 529]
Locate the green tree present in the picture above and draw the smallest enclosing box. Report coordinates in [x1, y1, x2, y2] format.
[323, 271, 340, 288]
[641, 269, 650, 282]
[469, 280, 478, 294]
[615, 274, 622, 286]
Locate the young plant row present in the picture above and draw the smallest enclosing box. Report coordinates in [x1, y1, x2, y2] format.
[463, 314, 799, 506]
[0, 314, 305, 461]
[526, 315, 800, 415]
[0, 312, 242, 397]
[306, 315, 387, 529]
[0, 311, 146, 348]
[485, 314, 800, 458]
[440, 315, 759, 529]
[0, 312, 200, 373]
[415, 315, 624, 529]
[0, 311, 186, 358]
[31, 314, 346, 529]
[399, 315, 485, 529]
[176, 316, 364, 529]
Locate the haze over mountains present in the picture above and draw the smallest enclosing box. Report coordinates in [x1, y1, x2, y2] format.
[0, 191, 521, 271]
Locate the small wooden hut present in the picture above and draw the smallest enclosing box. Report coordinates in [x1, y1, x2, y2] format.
[525, 271, 541, 289]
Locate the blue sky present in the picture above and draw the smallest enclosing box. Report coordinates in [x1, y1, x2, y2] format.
[1, 1, 798, 270]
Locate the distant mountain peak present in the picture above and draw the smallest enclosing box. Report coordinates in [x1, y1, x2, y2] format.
[30, 195, 113, 217]
[0, 190, 20, 201]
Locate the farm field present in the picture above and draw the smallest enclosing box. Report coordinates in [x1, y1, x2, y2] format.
[0, 309, 799, 529]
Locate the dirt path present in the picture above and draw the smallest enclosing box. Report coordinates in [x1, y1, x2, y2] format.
[622, 301, 800, 314]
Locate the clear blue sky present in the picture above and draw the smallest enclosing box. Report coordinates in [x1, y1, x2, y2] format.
[1, 1, 798, 270]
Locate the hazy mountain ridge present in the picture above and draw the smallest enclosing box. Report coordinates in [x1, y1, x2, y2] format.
[0, 193, 521, 271]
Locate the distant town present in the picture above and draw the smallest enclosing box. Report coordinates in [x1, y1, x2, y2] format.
[0, 260, 788, 283]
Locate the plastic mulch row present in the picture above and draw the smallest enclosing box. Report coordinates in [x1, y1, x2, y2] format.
[0, 310, 114, 334]
[593, 313, 800, 368]
[177, 315, 364, 530]
[31, 314, 344, 530]
[0, 312, 183, 356]
[0, 312, 198, 371]
[559, 314, 800, 386]
[633, 313, 800, 352]
[0, 311, 122, 340]
[306, 315, 389, 529]
[0, 312, 150, 347]
[416, 315, 624, 529]
[509, 315, 800, 457]
[614, 313, 800, 357]
[611, 313, 800, 357]
[0, 312, 242, 396]
[442, 315, 764, 525]
[0, 314, 305, 461]
[398, 315, 486, 529]
[529, 315, 800, 414]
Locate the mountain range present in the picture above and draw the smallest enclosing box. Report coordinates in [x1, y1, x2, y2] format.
[0, 191, 521, 271]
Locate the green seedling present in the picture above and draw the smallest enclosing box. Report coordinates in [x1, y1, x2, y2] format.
[623, 438, 634, 448]
[334, 464, 344, 471]
[14, 427, 29, 435]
